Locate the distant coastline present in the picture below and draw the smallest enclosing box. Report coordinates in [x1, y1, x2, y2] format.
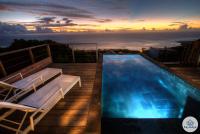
[0, 31, 200, 49]
[0, 38, 199, 53]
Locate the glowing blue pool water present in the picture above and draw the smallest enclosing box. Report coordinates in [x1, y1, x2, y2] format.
[102, 55, 200, 118]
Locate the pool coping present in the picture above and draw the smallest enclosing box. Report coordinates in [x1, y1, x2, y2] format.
[85, 54, 103, 134]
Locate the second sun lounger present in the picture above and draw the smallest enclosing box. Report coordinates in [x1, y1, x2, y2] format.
[0, 68, 62, 102]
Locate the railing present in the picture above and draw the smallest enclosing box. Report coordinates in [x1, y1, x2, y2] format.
[0, 44, 51, 78]
[70, 43, 98, 63]
[50, 43, 99, 63]
[0, 43, 99, 78]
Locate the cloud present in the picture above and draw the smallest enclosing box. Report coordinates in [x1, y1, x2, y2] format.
[168, 24, 177, 26]
[43, 23, 77, 27]
[38, 17, 56, 24]
[169, 21, 187, 26]
[0, 1, 94, 19]
[62, 18, 73, 24]
[0, 22, 28, 34]
[171, 21, 188, 25]
[96, 19, 112, 23]
[35, 26, 53, 33]
[178, 24, 188, 30]
[169, 21, 190, 30]
[0, 22, 54, 34]
[35, 17, 77, 27]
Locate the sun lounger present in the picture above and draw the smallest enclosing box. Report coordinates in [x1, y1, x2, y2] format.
[0, 74, 81, 134]
[0, 68, 62, 102]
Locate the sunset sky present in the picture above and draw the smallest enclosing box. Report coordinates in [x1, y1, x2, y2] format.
[0, 0, 200, 33]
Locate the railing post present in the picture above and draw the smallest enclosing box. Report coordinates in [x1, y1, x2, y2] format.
[28, 48, 35, 63]
[72, 45, 75, 63]
[96, 43, 98, 62]
[0, 60, 7, 76]
[197, 54, 200, 67]
[46, 45, 51, 57]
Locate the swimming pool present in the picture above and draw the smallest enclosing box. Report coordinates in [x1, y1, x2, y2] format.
[102, 54, 200, 118]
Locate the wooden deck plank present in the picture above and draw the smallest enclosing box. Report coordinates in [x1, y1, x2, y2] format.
[30, 126, 86, 134]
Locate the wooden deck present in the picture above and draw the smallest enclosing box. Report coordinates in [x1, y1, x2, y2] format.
[1, 60, 199, 134]
[29, 63, 97, 134]
[169, 67, 200, 89]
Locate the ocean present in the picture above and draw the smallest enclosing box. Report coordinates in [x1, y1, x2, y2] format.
[0, 31, 200, 50]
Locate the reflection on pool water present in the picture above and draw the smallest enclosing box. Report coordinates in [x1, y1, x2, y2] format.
[102, 55, 200, 118]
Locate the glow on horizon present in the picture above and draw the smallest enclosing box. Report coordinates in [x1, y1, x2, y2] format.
[23, 19, 200, 32]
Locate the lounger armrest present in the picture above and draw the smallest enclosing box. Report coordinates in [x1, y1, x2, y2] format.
[3, 73, 23, 82]
[0, 81, 18, 89]
[0, 102, 37, 112]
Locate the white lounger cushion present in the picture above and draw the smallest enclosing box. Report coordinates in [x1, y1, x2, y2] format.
[19, 75, 80, 109]
[12, 68, 62, 90]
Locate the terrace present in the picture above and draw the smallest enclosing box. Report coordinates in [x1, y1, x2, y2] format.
[0, 43, 200, 134]
[0, 44, 100, 134]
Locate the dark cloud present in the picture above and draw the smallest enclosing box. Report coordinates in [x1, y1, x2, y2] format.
[38, 17, 56, 24]
[0, 1, 94, 19]
[96, 19, 112, 23]
[35, 17, 77, 27]
[168, 21, 188, 27]
[169, 21, 188, 27]
[178, 24, 188, 30]
[168, 24, 177, 26]
[169, 21, 190, 30]
[63, 18, 73, 24]
[0, 22, 28, 34]
[0, 22, 54, 34]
